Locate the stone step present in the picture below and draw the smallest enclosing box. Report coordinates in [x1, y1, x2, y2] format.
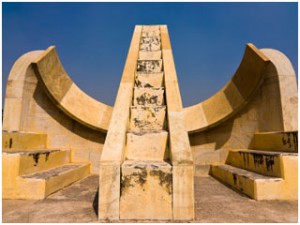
[133, 87, 164, 106]
[3, 149, 71, 176]
[129, 106, 166, 131]
[139, 51, 161, 60]
[226, 149, 297, 178]
[252, 131, 298, 152]
[2, 132, 48, 151]
[210, 164, 283, 200]
[142, 25, 160, 32]
[126, 131, 168, 161]
[120, 160, 172, 220]
[141, 30, 160, 38]
[16, 163, 90, 199]
[137, 60, 162, 73]
[135, 72, 164, 88]
[140, 39, 161, 51]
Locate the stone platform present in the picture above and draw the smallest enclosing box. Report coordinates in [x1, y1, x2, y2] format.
[2, 175, 297, 223]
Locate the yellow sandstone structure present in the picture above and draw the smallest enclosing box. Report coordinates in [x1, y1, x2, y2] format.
[2, 25, 298, 221]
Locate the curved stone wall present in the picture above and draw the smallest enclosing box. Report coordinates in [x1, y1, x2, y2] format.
[32, 46, 113, 132]
[183, 44, 270, 133]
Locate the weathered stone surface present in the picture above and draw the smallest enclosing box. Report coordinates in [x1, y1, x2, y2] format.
[142, 25, 160, 32]
[126, 131, 168, 161]
[98, 163, 121, 220]
[2, 175, 298, 223]
[135, 72, 164, 88]
[137, 60, 162, 73]
[120, 161, 172, 220]
[252, 132, 298, 152]
[172, 165, 195, 220]
[2, 132, 48, 151]
[129, 106, 166, 131]
[140, 36, 161, 51]
[139, 50, 162, 60]
[32, 46, 113, 132]
[98, 26, 143, 220]
[141, 30, 160, 38]
[133, 87, 164, 106]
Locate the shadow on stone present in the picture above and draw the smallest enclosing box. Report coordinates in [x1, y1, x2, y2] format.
[93, 189, 99, 216]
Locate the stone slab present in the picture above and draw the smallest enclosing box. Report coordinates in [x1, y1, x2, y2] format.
[2, 132, 48, 150]
[172, 164, 195, 220]
[129, 106, 166, 131]
[98, 163, 121, 220]
[139, 51, 162, 60]
[135, 72, 164, 88]
[133, 87, 164, 106]
[137, 60, 162, 73]
[126, 131, 168, 161]
[120, 161, 172, 220]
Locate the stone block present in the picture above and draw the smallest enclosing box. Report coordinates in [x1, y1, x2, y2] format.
[120, 161, 172, 220]
[2, 132, 48, 151]
[137, 60, 162, 73]
[89, 149, 102, 174]
[2, 98, 22, 131]
[140, 36, 161, 51]
[142, 26, 160, 32]
[133, 87, 164, 106]
[129, 106, 166, 131]
[126, 131, 168, 161]
[139, 51, 162, 60]
[172, 164, 195, 220]
[98, 163, 121, 220]
[252, 132, 298, 152]
[141, 30, 160, 38]
[135, 72, 164, 88]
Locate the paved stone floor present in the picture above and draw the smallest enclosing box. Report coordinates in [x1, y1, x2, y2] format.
[2, 175, 298, 223]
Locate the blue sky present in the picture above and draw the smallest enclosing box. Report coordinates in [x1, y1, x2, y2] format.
[2, 2, 298, 107]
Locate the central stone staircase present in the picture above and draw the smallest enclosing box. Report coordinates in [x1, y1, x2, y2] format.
[119, 25, 172, 220]
[210, 131, 298, 200]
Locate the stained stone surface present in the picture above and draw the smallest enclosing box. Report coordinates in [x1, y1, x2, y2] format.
[129, 106, 166, 131]
[2, 175, 298, 223]
[140, 36, 161, 51]
[135, 72, 164, 88]
[137, 60, 162, 73]
[120, 161, 172, 220]
[141, 30, 160, 38]
[139, 51, 162, 60]
[133, 87, 164, 106]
